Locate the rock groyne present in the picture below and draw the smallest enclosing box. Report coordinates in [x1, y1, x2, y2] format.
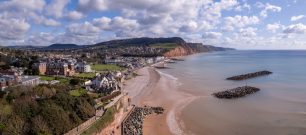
[122, 106, 164, 135]
[226, 70, 272, 81]
[213, 86, 260, 99]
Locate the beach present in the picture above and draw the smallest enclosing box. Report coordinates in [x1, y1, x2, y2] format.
[122, 66, 196, 135]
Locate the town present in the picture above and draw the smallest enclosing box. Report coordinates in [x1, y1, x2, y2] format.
[0, 38, 182, 135]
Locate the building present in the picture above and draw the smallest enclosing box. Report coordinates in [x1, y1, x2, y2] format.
[33, 62, 47, 75]
[0, 75, 16, 90]
[0, 74, 40, 90]
[90, 72, 120, 94]
[75, 62, 92, 73]
[45, 62, 75, 76]
[20, 76, 40, 86]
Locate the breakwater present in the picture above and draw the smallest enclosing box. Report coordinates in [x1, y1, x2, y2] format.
[226, 70, 272, 81]
[213, 86, 260, 99]
[122, 106, 164, 135]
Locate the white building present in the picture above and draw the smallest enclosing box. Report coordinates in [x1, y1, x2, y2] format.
[20, 76, 40, 86]
[75, 62, 92, 73]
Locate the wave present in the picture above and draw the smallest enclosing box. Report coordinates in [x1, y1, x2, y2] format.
[156, 70, 178, 80]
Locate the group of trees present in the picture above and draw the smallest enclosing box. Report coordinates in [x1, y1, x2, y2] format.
[0, 84, 96, 135]
[0, 48, 39, 75]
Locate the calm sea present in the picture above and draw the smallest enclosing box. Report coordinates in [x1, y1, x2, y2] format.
[162, 50, 306, 135]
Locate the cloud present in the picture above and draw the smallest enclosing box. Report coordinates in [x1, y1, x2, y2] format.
[66, 21, 100, 36]
[266, 23, 282, 33]
[30, 13, 61, 26]
[0, 14, 30, 40]
[67, 11, 84, 20]
[283, 23, 306, 34]
[235, 3, 251, 11]
[257, 3, 281, 18]
[0, 0, 45, 12]
[291, 15, 305, 21]
[223, 15, 259, 31]
[239, 27, 257, 37]
[179, 21, 198, 32]
[203, 32, 222, 39]
[46, 0, 70, 18]
[78, 0, 107, 12]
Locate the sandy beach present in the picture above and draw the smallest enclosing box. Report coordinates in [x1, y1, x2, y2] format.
[99, 65, 197, 135]
[125, 66, 196, 135]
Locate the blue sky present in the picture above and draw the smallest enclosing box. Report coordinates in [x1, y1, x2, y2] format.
[0, 0, 306, 49]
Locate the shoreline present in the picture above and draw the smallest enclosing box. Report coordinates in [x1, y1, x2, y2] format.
[99, 63, 199, 135]
[130, 66, 197, 135]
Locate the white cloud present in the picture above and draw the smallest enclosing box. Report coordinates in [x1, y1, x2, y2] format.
[239, 27, 257, 37]
[258, 3, 281, 18]
[46, 0, 70, 18]
[67, 11, 84, 20]
[0, 14, 30, 40]
[283, 23, 306, 34]
[266, 23, 282, 33]
[235, 3, 251, 11]
[223, 15, 260, 30]
[0, 0, 45, 12]
[291, 15, 305, 21]
[92, 17, 112, 29]
[30, 13, 61, 26]
[67, 21, 100, 36]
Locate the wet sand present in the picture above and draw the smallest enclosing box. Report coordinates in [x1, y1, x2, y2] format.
[128, 67, 196, 135]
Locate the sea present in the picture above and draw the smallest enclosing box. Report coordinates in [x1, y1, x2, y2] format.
[161, 50, 306, 135]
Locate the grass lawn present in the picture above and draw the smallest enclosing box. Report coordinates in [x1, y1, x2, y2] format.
[69, 88, 87, 97]
[75, 72, 96, 78]
[150, 43, 178, 49]
[39, 75, 70, 84]
[39, 75, 55, 81]
[91, 64, 124, 71]
[81, 106, 116, 135]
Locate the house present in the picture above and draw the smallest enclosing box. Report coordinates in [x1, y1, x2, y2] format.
[0, 75, 16, 90]
[75, 62, 92, 73]
[45, 62, 75, 76]
[20, 76, 40, 86]
[90, 72, 120, 94]
[0, 74, 40, 90]
[33, 62, 47, 75]
[104, 56, 123, 64]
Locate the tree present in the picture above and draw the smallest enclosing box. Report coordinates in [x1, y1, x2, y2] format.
[69, 78, 81, 86]
[3, 114, 27, 135]
[30, 115, 51, 135]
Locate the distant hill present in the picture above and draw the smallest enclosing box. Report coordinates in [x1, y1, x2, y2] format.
[92, 37, 186, 47]
[43, 44, 83, 50]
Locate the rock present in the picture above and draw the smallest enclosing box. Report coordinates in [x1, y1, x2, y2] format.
[226, 70, 272, 81]
[122, 106, 165, 135]
[212, 86, 260, 99]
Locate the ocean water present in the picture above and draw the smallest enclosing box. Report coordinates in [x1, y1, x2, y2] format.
[162, 50, 306, 135]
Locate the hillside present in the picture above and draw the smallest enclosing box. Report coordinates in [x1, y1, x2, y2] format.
[43, 44, 82, 50]
[85, 37, 234, 57]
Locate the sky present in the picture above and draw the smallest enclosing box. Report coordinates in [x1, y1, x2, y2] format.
[0, 0, 306, 50]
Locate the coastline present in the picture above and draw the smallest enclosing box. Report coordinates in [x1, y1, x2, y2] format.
[99, 63, 198, 135]
[128, 66, 197, 135]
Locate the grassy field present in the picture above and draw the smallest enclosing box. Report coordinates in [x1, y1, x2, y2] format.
[75, 72, 96, 78]
[39, 75, 56, 81]
[91, 64, 124, 71]
[39, 76, 70, 84]
[69, 88, 87, 97]
[150, 43, 178, 49]
[81, 106, 116, 135]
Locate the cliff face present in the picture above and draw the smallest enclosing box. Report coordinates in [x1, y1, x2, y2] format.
[163, 43, 234, 57]
[163, 45, 196, 57]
